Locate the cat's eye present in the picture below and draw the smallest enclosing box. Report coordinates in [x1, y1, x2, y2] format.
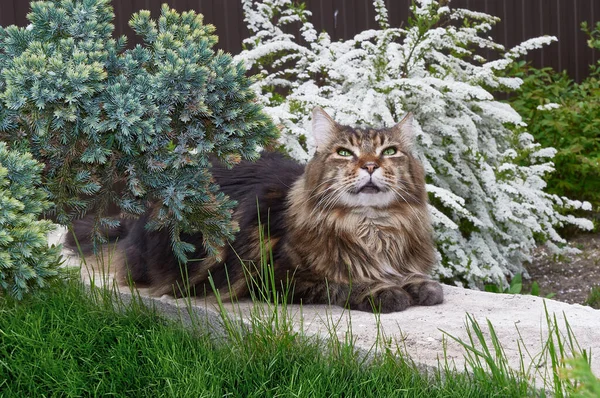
[337, 148, 353, 157]
[382, 147, 397, 156]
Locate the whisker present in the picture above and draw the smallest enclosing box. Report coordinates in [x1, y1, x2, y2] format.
[387, 185, 426, 225]
[308, 182, 338, 201]
[304, 177, 339, 201]
[314, 183, 347, 212]
[382, 177, 421, 204]
[311, 178, 353, 219]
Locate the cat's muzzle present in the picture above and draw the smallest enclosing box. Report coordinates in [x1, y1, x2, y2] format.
[357, 181, 382, 194]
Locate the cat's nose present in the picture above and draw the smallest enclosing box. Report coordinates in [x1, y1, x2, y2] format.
[361, 162, 379, 175]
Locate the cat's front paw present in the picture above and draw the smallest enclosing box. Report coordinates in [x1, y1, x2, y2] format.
[415, 281, 444, 306]
[354, 288, 413, 313]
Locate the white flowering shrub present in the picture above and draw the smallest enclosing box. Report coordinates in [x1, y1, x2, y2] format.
[235, 0, 593, 288]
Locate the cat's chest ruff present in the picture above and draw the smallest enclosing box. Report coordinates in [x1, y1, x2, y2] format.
[345, 208, 401, 249]
[327, 209, 408, 281]
[349, 208, 396, 229]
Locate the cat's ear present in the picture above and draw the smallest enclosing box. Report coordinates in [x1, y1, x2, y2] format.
[312, 107, 338, 149]
[392, 113, 416, 150]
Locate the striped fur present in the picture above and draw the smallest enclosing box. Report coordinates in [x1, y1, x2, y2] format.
[67, 108, 443, 312]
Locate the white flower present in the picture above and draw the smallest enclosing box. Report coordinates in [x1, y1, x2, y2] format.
[237, 0, 592, 288]
[536, 103, 561, 111]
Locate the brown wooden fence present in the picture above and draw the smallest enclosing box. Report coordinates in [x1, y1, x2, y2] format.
[1, 0, 599, 82]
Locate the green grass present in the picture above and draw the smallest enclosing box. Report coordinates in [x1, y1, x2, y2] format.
[442, 303, 598, 398]
[1, 231, 597, 398]
[563, 356, 600, 397]
[0, 274, 562, 397]
[584, 286, 600, 309]
[24, 205, 592, 395]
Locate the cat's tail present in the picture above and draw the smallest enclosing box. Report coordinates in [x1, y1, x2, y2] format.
[64, 216, 130, 255]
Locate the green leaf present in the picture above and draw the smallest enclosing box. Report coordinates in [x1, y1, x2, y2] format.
[485, 284, 500, 293]
[508, 274, 523, 295]
[530, 281, 540, 297]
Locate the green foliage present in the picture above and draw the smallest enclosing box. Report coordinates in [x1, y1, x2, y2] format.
[0, 276, 542, 397]
[583, 20, 600, 54]
[444, 302, 593, 397]
[484, 273, 555, 299]
[485, 273, 523, 294]
[563, 356, 600, 398]
[0, 0, 278, 261]
[507, 22, 600, 215]
[0, 142, 62, 299]
[584, 285, 600, 309]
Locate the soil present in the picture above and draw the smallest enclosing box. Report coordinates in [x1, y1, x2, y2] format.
[524, 232, 600, 305]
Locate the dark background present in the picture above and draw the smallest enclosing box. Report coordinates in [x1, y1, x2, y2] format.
[1, 0, 599, 82]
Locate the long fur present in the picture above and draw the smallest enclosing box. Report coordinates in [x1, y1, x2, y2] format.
[67, 109, 443, 312]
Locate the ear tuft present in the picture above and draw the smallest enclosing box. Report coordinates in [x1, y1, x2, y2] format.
[312, 107, 337, 149]
[392, 113, 416, 150]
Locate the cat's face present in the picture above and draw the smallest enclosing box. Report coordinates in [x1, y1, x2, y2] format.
[304, 108, 426, 209]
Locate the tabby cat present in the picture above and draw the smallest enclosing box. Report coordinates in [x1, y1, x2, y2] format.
[67, 107, 443, 313]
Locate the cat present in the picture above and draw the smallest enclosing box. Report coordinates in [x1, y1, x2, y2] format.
[67, 107, 443, 313]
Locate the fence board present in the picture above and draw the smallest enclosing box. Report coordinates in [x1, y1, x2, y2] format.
[0, 0, 599, 82]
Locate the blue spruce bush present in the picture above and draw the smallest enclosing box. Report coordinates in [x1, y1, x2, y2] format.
[0, 142, 62, 299]
[0, 0, 278, 261]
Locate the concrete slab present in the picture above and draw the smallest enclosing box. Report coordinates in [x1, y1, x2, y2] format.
[50, 227, 600, 387]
